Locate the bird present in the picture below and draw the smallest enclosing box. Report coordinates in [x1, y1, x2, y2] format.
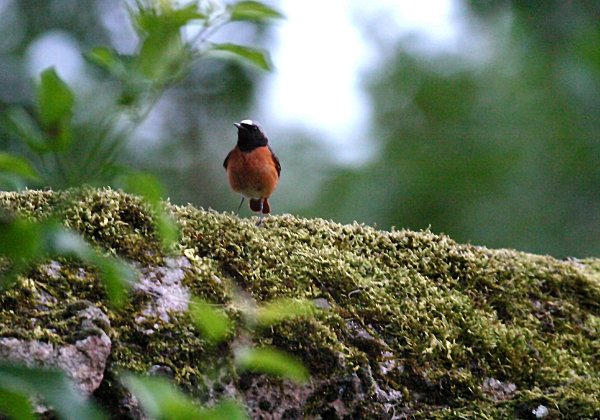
[223, 120, 281, 225]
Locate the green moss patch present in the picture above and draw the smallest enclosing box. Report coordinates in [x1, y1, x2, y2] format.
[1, 188, 598, 417]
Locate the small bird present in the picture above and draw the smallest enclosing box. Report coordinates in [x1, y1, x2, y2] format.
[223, 120, 281, 224]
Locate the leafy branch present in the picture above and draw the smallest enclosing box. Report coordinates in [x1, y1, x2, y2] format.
[1, 0, 283, 190]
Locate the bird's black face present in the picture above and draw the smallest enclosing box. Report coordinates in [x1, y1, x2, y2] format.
[235, 120, 268, 151]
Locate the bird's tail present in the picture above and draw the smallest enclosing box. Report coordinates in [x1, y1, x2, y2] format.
[249, 198, 270, 214]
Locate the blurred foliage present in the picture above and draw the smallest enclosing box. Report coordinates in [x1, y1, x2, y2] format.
[0, 0, 278, 191]
[235, 347, 309, 384]
[0, 363, 105, 420]
[189, 296, 233, 343]
[189, 295, 314, 382]
[310, 0, 600, 258]
[0, 215, 135, 306]
[122, 374, 246, 419]
[0, 1, 291, 418]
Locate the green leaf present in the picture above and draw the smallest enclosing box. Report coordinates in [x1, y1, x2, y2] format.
[90, 255, 135, 308]
[189, 298, 232, 343]
[32, 68, 74, 152]
[156, 211, 180, 249]
[0, 217, 44, 287]
[2, 108, 48, 153]
[138, 32, 186, 79]
[256, 298, 315, 326]
[0, 218, 43, 261]
[49, 121, 73, 152]
[135, 4, 205, 33]
[198, 400, 247, 420]
[235, 347, 309, 383]
[210, 43, 273, 71]
[84, 48, 144, 105]
[0, 219, 133, 303]
[36, 67, 75, 129]
[84, 47, 129, 78]
[47, 229, 134, 308]
[119, 172, 179, 249]
[0, 363, 105, 420]
[229, 1, 284, 21]
[0, 153, 39, 181]
[121, 374, 203, 419]
[121, 171, 163, 203]
[134, 5, 201, 80]
[122, 373, 247, 420]
[0, 388, 34, 420]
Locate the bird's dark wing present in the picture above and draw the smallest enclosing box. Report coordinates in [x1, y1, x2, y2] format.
[223, 150, 232, 169]
[270, 147, 281, 176]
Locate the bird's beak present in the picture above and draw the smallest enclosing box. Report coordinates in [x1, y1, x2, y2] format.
[234, 122, 242, 129]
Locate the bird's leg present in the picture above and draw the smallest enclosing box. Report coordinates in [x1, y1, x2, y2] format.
[236, 197, 245, 214]
[255, 200, 264, 227]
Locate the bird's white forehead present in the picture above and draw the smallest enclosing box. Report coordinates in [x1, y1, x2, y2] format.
[240, 119, 254, 125]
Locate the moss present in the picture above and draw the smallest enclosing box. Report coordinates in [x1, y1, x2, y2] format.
[1, 188, 599, 417]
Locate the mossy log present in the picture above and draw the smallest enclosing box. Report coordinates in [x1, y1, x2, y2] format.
[0, 189, 598, 419]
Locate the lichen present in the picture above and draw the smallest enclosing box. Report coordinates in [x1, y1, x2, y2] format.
[0, 188, 599, 418]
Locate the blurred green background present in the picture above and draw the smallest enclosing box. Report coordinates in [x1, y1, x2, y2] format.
[0, 0, 598, 258]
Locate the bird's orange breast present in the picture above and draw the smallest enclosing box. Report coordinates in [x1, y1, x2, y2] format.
[226, 146, 279, 199]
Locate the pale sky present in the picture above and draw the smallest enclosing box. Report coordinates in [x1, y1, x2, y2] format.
[259, 0, 463, 164]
